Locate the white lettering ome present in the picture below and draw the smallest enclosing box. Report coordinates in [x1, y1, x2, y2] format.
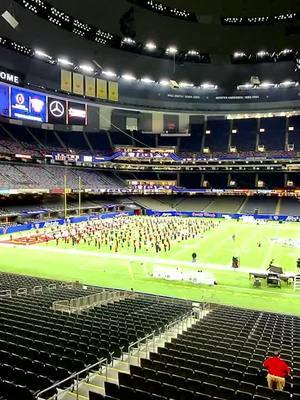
[0, 71, 20, 84]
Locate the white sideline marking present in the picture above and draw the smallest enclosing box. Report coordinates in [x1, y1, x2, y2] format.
[0, 242, 275, 274]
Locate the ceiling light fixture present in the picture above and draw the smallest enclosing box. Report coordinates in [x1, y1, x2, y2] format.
[35, 49, 52, 59]
[122, 73, 136, 81]
[145, 41, 157, 51]
[79, 64, 94, 73]
[141, 77, 155, 84]
[166, 46, 178, 55]
[57, 58, 73, 66]
[102, 70, 117, 77]
[159, 79, 170, 86]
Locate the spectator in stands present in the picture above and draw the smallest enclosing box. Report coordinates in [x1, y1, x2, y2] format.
[263, 351, 290, 390]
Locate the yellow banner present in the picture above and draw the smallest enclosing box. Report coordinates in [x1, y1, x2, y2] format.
[97, 79, 107, 99]
[108, 81, 119, 102]
[73, 72, 84, 95]
[61, 69, 72, 92]
[85, 76, 95, 97]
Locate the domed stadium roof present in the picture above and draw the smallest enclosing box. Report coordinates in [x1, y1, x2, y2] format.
[0, 0, 299, 88]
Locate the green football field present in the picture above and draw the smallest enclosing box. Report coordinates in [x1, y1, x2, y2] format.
[1, 218, 300, 315]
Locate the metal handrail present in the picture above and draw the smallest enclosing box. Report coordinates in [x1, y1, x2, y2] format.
[163, 310, 194, 339]
[51, 290, 135, 313]
[127, 309, 195, 365]
[128, 331, 155, 364]
[35, 358, 107, 400]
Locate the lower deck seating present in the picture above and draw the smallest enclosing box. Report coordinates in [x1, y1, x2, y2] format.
[280, 198, 300, 216]
[0, 274, 191, 400]
[205, 196, 245, 213]
[101, 306, 300, 400]
[242, 197, 278, 215]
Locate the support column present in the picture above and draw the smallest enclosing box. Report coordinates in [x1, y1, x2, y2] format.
[256, 118, 260, 150]
[285, 117, 289, 151]
[227, 174, 232, 188]
[201, 118, 207, 152]
[200, 174, 204, 187]
[228, 119, 233, 152]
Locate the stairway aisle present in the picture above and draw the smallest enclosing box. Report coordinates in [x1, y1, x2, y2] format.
[62, 308, 211, 400]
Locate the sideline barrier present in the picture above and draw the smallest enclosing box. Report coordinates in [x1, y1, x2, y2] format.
[145, 209, 300, 222]
[0, 210, 134, 236]
[1, 208, 299, 237]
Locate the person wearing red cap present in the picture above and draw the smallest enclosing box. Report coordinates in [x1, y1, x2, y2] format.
[263, 351, 290, 390]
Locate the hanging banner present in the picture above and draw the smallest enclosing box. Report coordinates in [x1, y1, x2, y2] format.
[85, 76, 96, 97]
[97, 79, 108, 100]
[61, 69, 72, 92]
[108, 81, 119, 102]
[72, 72, 84, 95]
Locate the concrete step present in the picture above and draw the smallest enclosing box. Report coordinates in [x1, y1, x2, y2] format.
[78, 381, 105, 398]
[58, 390, 88, 400]
[112, 359, 130, 373]
[90, 373, 118, 388]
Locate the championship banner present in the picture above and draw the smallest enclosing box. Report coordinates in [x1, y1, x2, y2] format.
[108, 81, 119, 102]
[85, 76, 95, 97]
[61, 70, 72, 92]
[73, 72, 84, 95]
[97, 79, 107, 99]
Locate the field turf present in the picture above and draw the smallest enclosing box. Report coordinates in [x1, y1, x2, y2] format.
[1, 219, 300, 315]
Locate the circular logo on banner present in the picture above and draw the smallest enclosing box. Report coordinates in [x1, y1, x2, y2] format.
[16, 93, 25, 105]
[49, 100, 65, 118]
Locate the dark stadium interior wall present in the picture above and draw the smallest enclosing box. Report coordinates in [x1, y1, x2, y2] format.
[158, 135, 178, 147]
[259, 117, 286, 151]
[205, 174, 228, 189]
[118, 171, 159, 180]
[180, 173, 202, 188]
[139, 113, 152, 133]
[231, 173, 256, 189]
[110, 109, 140, 145]
[288, 115, 300, 150]
[157, 173, 177, 180]
[163, 114, 179, 132]
[231, 118, 258, 151]
[86, 106, 101, 132]
[133, 130, 156, 147]
[287, 173, 300, 187]
[111, 110, 127, 131]
[179, 115, 205, 152]
[258, 173, 285, 189]
[205, 117, 230, 152]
